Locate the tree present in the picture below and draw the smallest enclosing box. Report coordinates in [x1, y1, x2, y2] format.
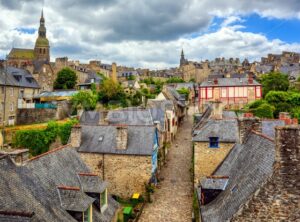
[98, 78, 126, 103]
[166, 77, 185, 83]
[253, 103, 274, 119]
[259, 72, 289, 96]
[71, 90, 98, 111]
[54, 67, 77, 89]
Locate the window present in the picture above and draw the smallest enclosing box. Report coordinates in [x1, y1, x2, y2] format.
[10, 88, 14, 96]
[209, 137, 219, 148]
[256, 87, 261, 98]
[83, 205, 92, 222]
[207, 87, 213, 98]
[221, 87, 227, 98]
[10, 102, 14, 112]
[228, 87, 234, 98]
[100, 189, 108, 212]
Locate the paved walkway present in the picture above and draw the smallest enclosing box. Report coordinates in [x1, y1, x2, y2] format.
[139, 109, 194, 222]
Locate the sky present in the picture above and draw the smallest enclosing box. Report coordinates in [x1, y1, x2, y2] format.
[0, 0, 300, 69]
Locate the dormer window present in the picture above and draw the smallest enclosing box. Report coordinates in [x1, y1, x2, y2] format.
[83, 205, 92, 222]
[100, 189, 108, 212]
[209, 137, 219, 148]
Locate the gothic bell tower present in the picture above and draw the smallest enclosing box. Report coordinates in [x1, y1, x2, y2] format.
[34, 10, 50, 61]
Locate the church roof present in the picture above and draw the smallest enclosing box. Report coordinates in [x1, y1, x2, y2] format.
[8, 48, 34, 60]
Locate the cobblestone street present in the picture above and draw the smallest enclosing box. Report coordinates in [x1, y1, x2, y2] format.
[139, 108, 194, 222]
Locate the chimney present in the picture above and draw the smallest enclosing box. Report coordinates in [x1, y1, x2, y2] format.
[70, 125, 82, 148]
[238, 117, 261, 143]
[116, 126, 128, 150]
[99, 111, 109, 125]
[213, 78, 218, 85]
[211, 101, 223, 120]
[274, 125, 300, 191]
[111, 62, 117, 83]
[248, 73, 253, 84]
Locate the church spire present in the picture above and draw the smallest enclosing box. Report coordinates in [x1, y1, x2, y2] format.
[180, 48, 187, 67]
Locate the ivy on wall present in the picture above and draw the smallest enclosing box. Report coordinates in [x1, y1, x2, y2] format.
[13, 119, 78, 156]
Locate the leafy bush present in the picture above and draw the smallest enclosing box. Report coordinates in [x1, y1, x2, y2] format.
[166, 77, 185, 83]
[245, 99, 267, 110]
[13, 119, 78, 156]
[71, 90, 98, 111]
[265, 91, 289, 105]
[253, 103, 274, 119]
[177, 88, 190, 100]
[273, 102, 293, 118]
[287, 93, 300, 106]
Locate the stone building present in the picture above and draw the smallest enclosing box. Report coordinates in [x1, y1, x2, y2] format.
[71, 124, 159, 198]
[198, 76, 262, 112]
[7, 10, 55, 92]
[0, 66, 40, 126]
[0, 145, 119, 221]
[181, 61, 211, 83]
[194, 105, 299, 221]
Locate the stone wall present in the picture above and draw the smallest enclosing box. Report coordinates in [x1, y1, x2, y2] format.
[194, 142, 234, 185]
[79, 152, 152, 198]
[232, 125, 300, 221]
[16, 108, 56, 125]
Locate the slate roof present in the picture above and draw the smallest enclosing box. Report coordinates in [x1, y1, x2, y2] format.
[78, 71, 103, 85]
[78, 174, 108, 193]
[0, 147, 118, 222]
[262, 120, 285, 139]
[201, 178, 229, 190]
[149, 108, 166, 130]
[200, 78, 261, 87]
[80, 111, 101, 126]
[0, 67, 40, 88]
[199, 133, 275, 222]
[107, 108, 154, 126]
[192, 119, 239, 143]
[222, 111, 237, 119]
[58, 187, 94, 212]
[78, 125, 157, 156]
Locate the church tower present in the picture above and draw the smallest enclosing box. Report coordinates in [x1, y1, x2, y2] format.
[180, 49, 187, 67]
[34, 10, 50, 61]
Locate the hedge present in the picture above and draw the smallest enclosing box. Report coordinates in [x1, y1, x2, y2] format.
[13, 119, 78, 156]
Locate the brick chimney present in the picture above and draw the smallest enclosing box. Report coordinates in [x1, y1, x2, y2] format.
[248, 73, 253, 84]
[213, 78, 218, 85]
[211, 101, 223, 120]
[116, 126, 128, 150]
[238, 117, 261, 143]
[70, 125, 82, 148]
[274, 125, 299, 203]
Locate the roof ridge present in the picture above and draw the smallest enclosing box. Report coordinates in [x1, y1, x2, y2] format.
[250, 130, 274, 142]
[78, 172, 98, 177]
[0, 211, 34, 218]
[27, 144, 70, 162]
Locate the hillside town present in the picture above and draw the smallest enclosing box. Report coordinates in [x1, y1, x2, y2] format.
[0, 7, 299, 222]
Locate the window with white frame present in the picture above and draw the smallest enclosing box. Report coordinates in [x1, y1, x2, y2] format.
[207, 87, 213, 98]
[228, 87, 234, 98]
[256, 87, 261, 98]
[10, 88, 14, 96]
[221, 87, 227, 98]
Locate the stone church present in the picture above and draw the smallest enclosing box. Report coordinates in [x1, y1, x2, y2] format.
[7, 10, 55, 91]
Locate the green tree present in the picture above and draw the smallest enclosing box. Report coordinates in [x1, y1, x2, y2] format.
[54, 67, 78, 89]
[265, 91, 289, 105]
[177, 88, 190, 100]
[253, 103, 275, 119]
[98, 78, 126, 103]
[259, 72, 289, 96]
[166, 77, 185, 83]
[71, 90, 98, 111]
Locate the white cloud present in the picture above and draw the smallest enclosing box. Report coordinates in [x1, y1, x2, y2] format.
[0, 0, 299, 68]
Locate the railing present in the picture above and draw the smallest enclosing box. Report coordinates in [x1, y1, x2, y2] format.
[35, 103, 57, 109]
